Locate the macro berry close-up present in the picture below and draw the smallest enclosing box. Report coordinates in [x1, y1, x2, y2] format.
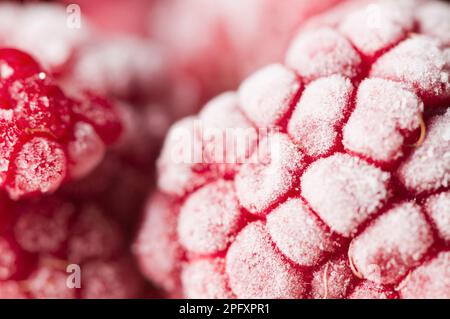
[134, 0, 450, 299]
[0, 48, 122, 200]
[0, 0, 448, 305]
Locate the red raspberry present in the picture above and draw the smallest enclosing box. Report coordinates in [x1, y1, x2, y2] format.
[0, 48, 122, 199]
[135, 0, 450, 299]
[0, 195, 144, 299]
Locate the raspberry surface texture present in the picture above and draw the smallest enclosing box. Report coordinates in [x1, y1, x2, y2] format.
[135, 0, 450, 299]
[0, 3, 167, 296]
[0, 48, 122, 199]
[0, 1, 173, 234]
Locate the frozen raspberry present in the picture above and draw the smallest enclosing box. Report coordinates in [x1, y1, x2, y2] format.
[135, 0, 450, 299]
[53, 0, 339, 243]
[0, 48, 122, 199]
[0, 195, 144, 299]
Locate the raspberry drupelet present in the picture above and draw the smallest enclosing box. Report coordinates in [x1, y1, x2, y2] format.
[134, 0, 450, 299]
[0, 48, 122, 200]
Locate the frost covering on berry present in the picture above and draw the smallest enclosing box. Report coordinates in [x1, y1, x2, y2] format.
[0, 48, 122, 199]
[136, 0, 450, 299]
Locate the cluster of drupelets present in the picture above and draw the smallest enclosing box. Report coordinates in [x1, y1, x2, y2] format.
[0, 0, 448, 299]
[0, 0, 340, 299]
[134, 0, 450, 299]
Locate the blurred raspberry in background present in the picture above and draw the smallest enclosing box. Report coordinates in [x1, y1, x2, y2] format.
[148, 0, 342, 114]
[0, 1, 170, 231]
[59, 0, 343, 117]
